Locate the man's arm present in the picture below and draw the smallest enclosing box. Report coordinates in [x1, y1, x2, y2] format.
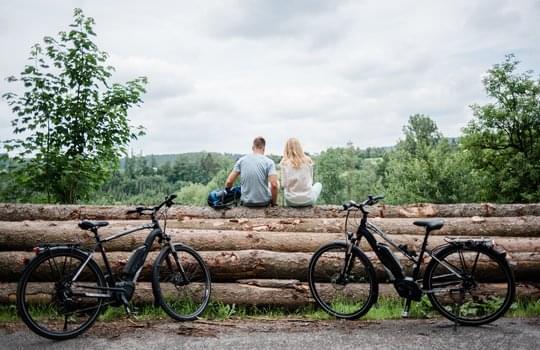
[225, 171, 240, 188]
[269, 174, 279, 206]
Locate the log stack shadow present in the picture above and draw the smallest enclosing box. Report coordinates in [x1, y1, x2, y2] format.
[0, 203, 539, 306]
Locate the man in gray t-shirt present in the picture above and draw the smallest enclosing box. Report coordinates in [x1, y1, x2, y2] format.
[225, 137, 278, 206]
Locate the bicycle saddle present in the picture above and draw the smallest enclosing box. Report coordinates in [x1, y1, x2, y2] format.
[78, 220, 109, 231]
[413, 219, 444, 231]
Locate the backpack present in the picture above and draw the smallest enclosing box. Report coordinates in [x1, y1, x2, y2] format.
[207, 186, 241, 209]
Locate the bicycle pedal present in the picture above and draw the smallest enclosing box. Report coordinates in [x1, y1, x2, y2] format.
[124, 304, 139, 315]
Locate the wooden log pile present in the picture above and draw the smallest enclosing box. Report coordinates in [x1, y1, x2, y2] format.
[1, 203, 539, 306]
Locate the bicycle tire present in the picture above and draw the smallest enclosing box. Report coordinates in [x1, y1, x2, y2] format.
[308, 241, 378, 320]
[16, 248, 105, 340]
[423, 244, 515, 326]
[152, 244, 211, 321]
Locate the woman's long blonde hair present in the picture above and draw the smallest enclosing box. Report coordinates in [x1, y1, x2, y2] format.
[280, 138, 312, 168]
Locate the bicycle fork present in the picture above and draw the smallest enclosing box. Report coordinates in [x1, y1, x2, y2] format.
[339, 238, 357, 283]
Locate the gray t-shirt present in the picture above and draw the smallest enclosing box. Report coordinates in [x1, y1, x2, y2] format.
[233, 154, 277, 204]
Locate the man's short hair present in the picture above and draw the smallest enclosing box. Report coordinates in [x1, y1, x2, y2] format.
[253, 137, 266, 149]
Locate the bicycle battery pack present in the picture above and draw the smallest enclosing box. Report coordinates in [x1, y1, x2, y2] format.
[123, 245, 148, 281]
[376, 242, 405, 280]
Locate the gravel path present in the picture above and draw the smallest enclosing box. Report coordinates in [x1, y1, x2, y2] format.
[1, 317, 539, 350]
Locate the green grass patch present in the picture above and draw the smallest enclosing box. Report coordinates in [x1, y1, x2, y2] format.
[2, 297, 539, 323]
[508, 298, 540, 317]
[0, 305, 18, 322]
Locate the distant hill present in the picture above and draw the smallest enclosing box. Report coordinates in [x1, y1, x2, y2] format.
[117, 138, 458, 169]
[119, 152, 243, 169]
[118, 146, 399, 169]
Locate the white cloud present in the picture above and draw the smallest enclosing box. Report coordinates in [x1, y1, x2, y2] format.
[1, 0, 540, 156]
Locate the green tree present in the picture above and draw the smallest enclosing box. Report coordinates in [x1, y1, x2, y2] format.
[462, 54, 540, 202]
[315, 144, 386, 204]
[384, 115, 477, 204]
[177, 183, 209, 206]
[400, 114, 442, 156]
[200, 153, 219, 184]
[2, 8, 146, 203]
[316, 148, 346, 204]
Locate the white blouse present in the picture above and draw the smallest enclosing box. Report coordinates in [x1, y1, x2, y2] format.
[281, 162, 314, 204]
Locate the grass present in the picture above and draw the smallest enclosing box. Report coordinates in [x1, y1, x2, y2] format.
[2, 297, 539, 323]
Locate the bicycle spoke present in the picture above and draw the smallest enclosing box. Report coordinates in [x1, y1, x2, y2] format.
[61, 254, 68, 277]
[308, 244, 375, 319]
[154, 247, 210, 321]
[46, 257, 58, 281]
[18, 250, 104, 339]
[426, 246, 514, 325]
[458, 249, 467, 274]
[470, 251, 481, 277]
[51, 256, 63, 280]
[432, 255, 465, 278]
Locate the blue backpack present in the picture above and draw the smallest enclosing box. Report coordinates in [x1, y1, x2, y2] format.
[207, 186, 241, 209]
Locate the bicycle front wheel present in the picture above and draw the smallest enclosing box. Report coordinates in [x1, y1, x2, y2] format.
[16, 248, 105, 340]
[152, 244, 211, 321]
[308, 242, 378, 319]
[424, 244, 515, 325]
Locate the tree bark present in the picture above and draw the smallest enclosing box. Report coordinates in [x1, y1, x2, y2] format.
[1, 250, 539, 282]
[172, 216, 540, 236]
[2, 220, 540, 253]
[2, 203, 540, 221]
[1, 281, 537, 305]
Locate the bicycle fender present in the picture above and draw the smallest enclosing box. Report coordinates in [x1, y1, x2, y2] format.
[33, 244, 90, 259]
[22, 245, 93, 273]
[432, 240, 507, 259]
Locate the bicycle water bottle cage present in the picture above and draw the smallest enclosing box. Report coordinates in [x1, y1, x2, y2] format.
[399, 244, 417, 257]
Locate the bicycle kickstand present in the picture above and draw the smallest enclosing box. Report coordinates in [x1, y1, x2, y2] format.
[121, 294, 139, 320]
[401, 298, 412, 318]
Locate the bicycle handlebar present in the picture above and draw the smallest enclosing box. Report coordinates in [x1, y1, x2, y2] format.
[342, 195, 384, 211]
[126, 194, 177, 215]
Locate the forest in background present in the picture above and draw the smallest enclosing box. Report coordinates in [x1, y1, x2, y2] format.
[1, 9, 538, 206]
[2, 107, 537, 206]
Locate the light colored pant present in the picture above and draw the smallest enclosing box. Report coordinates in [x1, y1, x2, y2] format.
[285, 182, 322, 207]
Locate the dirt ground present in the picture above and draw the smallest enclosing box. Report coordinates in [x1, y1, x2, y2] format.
[2, 317, 540, 350]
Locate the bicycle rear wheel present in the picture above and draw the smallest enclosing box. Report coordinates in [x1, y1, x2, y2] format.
[152, 244, 211, 321]
[424, 244, 515, 325]
[308, 242, 378, 319]
[16, 248, 105, 340]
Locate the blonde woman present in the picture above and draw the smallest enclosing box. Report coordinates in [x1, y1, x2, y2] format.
[280, 138, 322, 207]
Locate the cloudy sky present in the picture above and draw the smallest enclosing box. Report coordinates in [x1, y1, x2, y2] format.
[1, 0, 539, 155]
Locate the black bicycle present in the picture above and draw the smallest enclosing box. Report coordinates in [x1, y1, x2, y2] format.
[16, 194, 212, 340]
[308, 195, 515, 325]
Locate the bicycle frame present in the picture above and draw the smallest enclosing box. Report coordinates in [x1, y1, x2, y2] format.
[68, 211, 178, 299]
[348, 209, 463, 286]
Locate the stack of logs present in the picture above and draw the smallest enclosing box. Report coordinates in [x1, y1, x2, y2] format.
[0, 202, 539, 306]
